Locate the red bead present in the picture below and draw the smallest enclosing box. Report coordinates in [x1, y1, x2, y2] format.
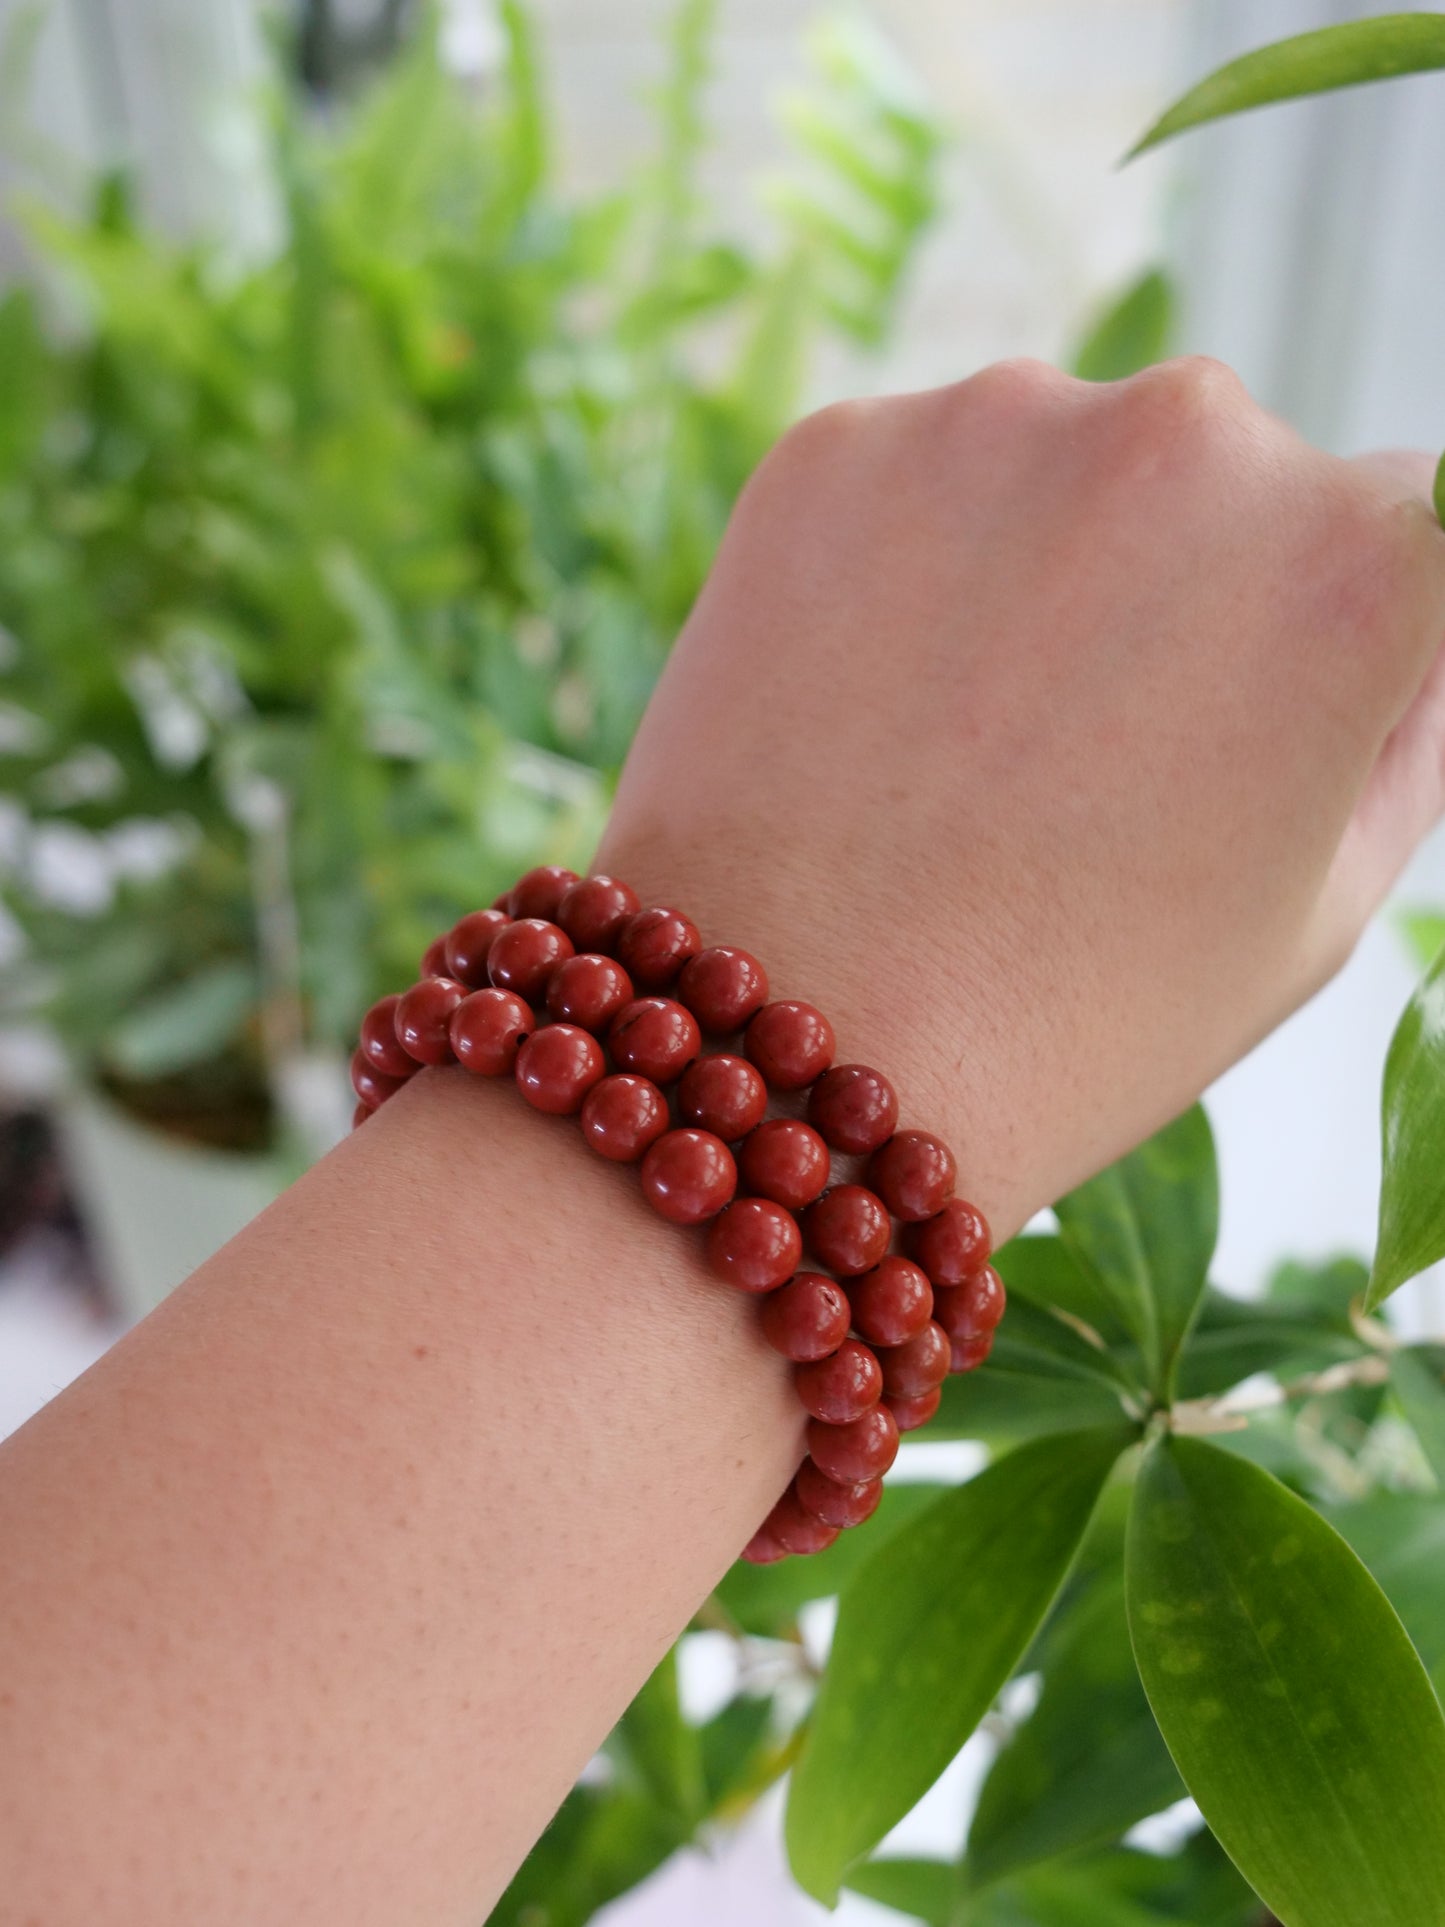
[737, 1119, 831, 1211]
[614, 906, 702, 990]
[350, 1049, 408, 1109]
[678, 945, 769, 1032]
[608, 997, 701, 1084]
[878, 1320, 951, 1398]
[706, 1198, 803, 1294]
[580, 1074, 670, 1163]
[758, 1273, 851, 1362]
[546, 954, 633, 1032]
[849, 1256, 934, 1348]
[766, 1487, 840, 1557]
[907, 1197, 993, 1286]
[444, 909, 512, 987]
[359, 994, 416, 1078]
[640, 1129, 738, 1225]
[677, 1054, 768, 1141]
[795, 1338, 883, 1424]
[394, 976, 466, 1065]
[950, 1333, 994, 1374]
[487, 919, 575, 1002]
[808, 1064, 898, 1156]
[741, 1524, 789, 1566]
[449, 988, 535, 1076]
[886, 1387, 942, 1433]
[514, 1024, 605, 1115]
[807, 1406, 898, 1485]
[803, 1184, 891, 1276]
[557, 874, 641, 954]
[420, 936, 450, 978]
[934, 1265, 1007, 1342]
[745, 1000, 835, 1091]
[351, 1101, 371, 1130]
[795, 1458, 883, 1529]
[507, 865, 580, 921]
[870, 1130, 957, 1222]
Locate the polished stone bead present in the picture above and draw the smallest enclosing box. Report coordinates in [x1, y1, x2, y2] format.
[350, 1101, 371, 1130]
[878, 1320, 951, 1398]
[557, 874, 641, 954]
[802, 1184, 891, 1276]
[744, 1000, 835, 1091]
[508, 865, 580, 921]
[514, 1023, 606, 1115]
[869, 1129, 957, 1222]
[807, 1064, 898, 1155]
[766, 1486, 841, 1556]
[933, 1265, 1007, 1342]
[795, 1458, 883, 1529]
[359, 993, 416, 1078]
[546, 954, 633, 1033]
[487, 918, 575, 1002]
[795, 1338, 883, 1424]
[737, 1119, 831, 1211]
[705, 1198, 803, 1294]
[740, 1524, 789, 1565]
[420, 935, 450, 978]
[580, 1074, 670, 1163]
[615, 906, 703, 990]
[906, 1197, 993, 1286]
[608, 997, 701, 1084]
[394, 976, 466, 1065]
[758, 1272, 851, 1362]
[806, 1406, 899, 1485]
[449, 988, 535, 1077]
[677, 945, 769, 1033]
[444, 909, 512, 987]
[350, 1049, 408, 1109]
[677, 1054, 767, 1141]
[949, 1333, 994, 1374]
[640, 1128, 738, 1225]
[886, 1386, 942, 1433]
[849, 1256, 934, 1348]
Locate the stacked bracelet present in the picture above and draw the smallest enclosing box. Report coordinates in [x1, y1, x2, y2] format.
[351, 866, 1007, 1564]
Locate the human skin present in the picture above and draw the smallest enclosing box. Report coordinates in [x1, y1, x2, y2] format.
[2, 359, 1445, 1924]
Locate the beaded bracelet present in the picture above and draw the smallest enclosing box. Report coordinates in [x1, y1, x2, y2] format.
[350, 866, 1007, 1564]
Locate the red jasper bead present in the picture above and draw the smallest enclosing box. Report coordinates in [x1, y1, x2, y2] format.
[807, 1406, 899, 1485]
[608, 997, 701, 1084]
[615, 906, 702, 991]
[849, 1256, 934, 1348]
[444, 909, 512, 987]
[795, 1338, 883, 1424]
[678, 1054, 768, 1141]
[706, 1198, 803, 1294]
[934, 1265, 1007, 1342]
[487, 919, 574, 1002]
[350, 1049, 408, 1109]
[514, 1023, 605, 1115]
[580, 1074, 670, 1163]
[950, 1333, 994, 1374]
[450, 988, 535, 1077]
[758, 1273, 851, 1362]
[394, 976, 466, 1065]
[907, 1197, 993, 1286]
[737, 1119, 831, 1211]
[870, 1129, 957, 1222]
[795, 1458, 883, 1529]
[886, 1386, 942, 1433]
[557, 874, 641, 954]
[808, 1064, 898, 1156]
[678, 945, 769, 1033]
[359, 994, 416, 1078]
[766, 1487, 840, 1557]
[420, 935, 450, 978]
[803, 1184, 891, 1276]
[878, 1320, 951, 1398]
[741, 1524, 789, 1565]
[351, 1101, 371, 1130]
[745, 1000, 835, 1091]
[640, 1129, 738, 1225]
[507, 865, 580, 921]
[546, 954, 633, 1032]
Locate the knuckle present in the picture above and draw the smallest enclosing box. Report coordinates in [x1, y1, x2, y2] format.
[1114, 354, 1252, 439]
[949, 356, 1077, 423]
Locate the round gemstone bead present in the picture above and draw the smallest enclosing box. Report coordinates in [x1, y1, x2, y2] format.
[878, 1320, 951, 1398]
[580, 1074, 670, 1163]
[740, 1524, 789, 1566]
[933, 1265, 1007, 1342]
[487, 919, 575, 1002]
[608, 997, 701, 1084]
[795, 1338, 883, 1424]
[849, 1256, 934, 1348]
[906, 1197, 993, 1286]
[546, 954, 633, 1033]
[807, 1064, 898, 1155]
[359, 993, 416, 1078]
[807, 1406, 899, 1485]
[737, 1119, 831, 1211]
[350, 1049, 408, 1109]
[507, 865, 580, 921]
[449, 988, 535, 1077]
[950, 1333, 994, 1374]
[514, 1024, 605, 1115]
[795, 1459, 883, 1529]
[678, 945, 769, 1033]
[758, 1273, 851, 1362]
[615, 906, 702, 990]
[557, 874, 641, 954]
[706, 1198, 803, 1294]
[745, 1000, 835, 1091]
[870, 1129, 958, 1222]
[420, 936, 450, 978]
[886, 1387, 942, 1433]
[394, 976, 466, 1065]
[765, 1487, 841, 1557]
[803, 1184, 891, 1276]
[443, 909, 512, 987]
[677, 1054, 767, 1141]
[351, 1101, 371, 1130]
[640, 1129, 738, 1225]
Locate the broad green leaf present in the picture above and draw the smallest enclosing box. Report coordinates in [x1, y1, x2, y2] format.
[1069, 268, 1174, 383]
[1130, 15, 1445, 158]
[1330, 1492, 1445, 1695]
[488, 1781, 683, 1927]
[845, 1856, 955, 1924]
[104, 962, 257, 1080]
[1370, 948, 1445, 1305]
[610, 1647, 705, 1825]
[984, 1282, 1140, 1395]
[1175, 1275, 1361, 1401]
[698, 1691, 774, 1809]
[785, 1427, 1132, 1903]
[1390, 1346, 1445, 1485]
[1399, 907, 1445, 971]
[993, 1233, 1131, 1353]
[1434, 449, 1445, 533]
[930, 1362, 1131, 1445]
[1127, 1435, 1445, 1927]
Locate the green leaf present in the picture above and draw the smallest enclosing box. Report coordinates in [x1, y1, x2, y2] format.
[993, 1233, 1130, 1350]
[1127, 1435, 1445, 1927]
[1129, 15, 1445, 158]
[1069, 268, 1174, 383]
[104, 962, 257, 1080]
[1434, 448, 1445, 533]
[1398, 907, 1445, 972]
[785, 1427, 1132, 1903]
[1330, 1492, 1445, 1695]
[845, 1856, 955, 1924]
[609, 1646, 705, 1825]
[1390, 1346, 1445, 1485]
[1370, 946, 1445, 1306]
[1174, 1273, 1362, 1401]
[930, 1362, 1132, 1445]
